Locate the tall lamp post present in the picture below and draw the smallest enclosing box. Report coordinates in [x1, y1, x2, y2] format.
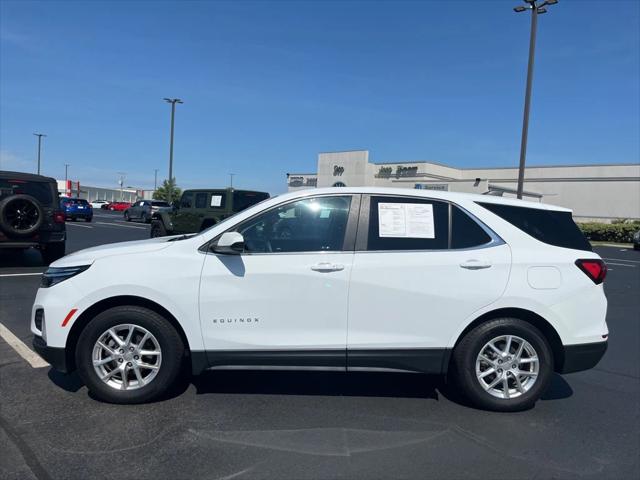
[64, 164, 70, 195]
[33, 133, 46, 175]
[513, 0, 558, 199]
[229, 173, 235, 188]
[154, 169, 159, 192]
[163, 98, 183, 204]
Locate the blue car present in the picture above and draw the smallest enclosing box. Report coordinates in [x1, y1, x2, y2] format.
[60, 197, 93, 222]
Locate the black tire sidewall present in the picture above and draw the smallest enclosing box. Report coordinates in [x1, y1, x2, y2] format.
[0, 194, 44, 237]
[453, 318, 554, 412]
[76, 306, 184, 404]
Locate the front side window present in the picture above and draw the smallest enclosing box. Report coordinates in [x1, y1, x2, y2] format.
[195, 192, 208, 209]
[237, 196, 352, 253]
[180, 192, 194, 208]
[367, 196, 449, 251]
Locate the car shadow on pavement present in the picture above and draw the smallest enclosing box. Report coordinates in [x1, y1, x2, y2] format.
[541, 373, 574, 401]
[0, 249, 46, 268]
[192, 371, 440, 400]
[48, 369, 84, 393]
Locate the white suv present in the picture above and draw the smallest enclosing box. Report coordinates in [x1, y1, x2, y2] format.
[31, 188, 608, 411]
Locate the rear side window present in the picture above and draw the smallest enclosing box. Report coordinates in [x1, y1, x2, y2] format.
[152, 201, 169, 207]
[478, 202, 591, 251]
[367, 196, 449, 251]
[451, 206, 492, 249]
[233, 191, 270, 212]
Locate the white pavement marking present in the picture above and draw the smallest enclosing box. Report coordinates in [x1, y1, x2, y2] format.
[94, 221, 147, 230]
[0, 322, 49, 368]
[604, 262, 636, 268]
[0, 273, 43, 277]
[603, 257, 640, 264]
[66, 223, 93, 228]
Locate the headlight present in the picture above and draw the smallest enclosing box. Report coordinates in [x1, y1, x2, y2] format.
[41, 265, 90, 288]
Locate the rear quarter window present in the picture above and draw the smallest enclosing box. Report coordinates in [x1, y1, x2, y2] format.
[477, 202, 591, 251]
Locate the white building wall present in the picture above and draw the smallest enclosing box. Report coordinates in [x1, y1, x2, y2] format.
[286, 151, 640, 221]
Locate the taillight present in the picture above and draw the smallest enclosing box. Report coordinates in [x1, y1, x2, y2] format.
[575, 259, 607, 285]
[53, 211, 65, 223]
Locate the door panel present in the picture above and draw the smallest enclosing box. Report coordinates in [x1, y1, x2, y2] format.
[347, 244, 511, 350]
[199, 194, 358, 366]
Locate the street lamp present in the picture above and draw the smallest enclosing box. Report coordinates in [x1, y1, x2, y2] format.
[229, 173, 235, 188]
[163, 98, 183, 204]
[513, 0, 558, 199]
[33, 133, 46, 175]
[117, 172, 126, 202]
[64, 164, 70, 195]
[154, 169, 159, 192]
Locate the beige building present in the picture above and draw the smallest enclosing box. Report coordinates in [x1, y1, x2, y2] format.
[286, 150, 640, 222]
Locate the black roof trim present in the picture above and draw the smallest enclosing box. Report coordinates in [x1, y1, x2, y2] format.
[0, 170, 58, 183]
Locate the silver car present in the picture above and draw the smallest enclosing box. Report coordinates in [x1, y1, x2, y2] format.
[124, 200, 170, 223]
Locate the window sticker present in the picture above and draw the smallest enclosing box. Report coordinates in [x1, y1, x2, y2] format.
[378, 203, 435, 238]
[210, 195, 222, 207]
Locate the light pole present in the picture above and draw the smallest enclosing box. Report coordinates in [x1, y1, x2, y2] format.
[229, 173, 235, 188]
[154, 169, 159, 192]
[163, 98, 183, 203]
[513, 0, 558, 199]
[64, 164, 70, 195]
[33, 133, 46, 175]
[117, 172, 126, 201]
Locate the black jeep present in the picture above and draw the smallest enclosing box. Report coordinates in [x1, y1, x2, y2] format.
[0, 171, 66, 264]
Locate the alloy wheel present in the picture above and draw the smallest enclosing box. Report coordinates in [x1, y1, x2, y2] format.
[92, 324, 162, 391]
[475, 335, 539, 399]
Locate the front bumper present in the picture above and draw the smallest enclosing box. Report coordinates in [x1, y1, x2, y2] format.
[560, 340, 608, 374]
[32, 336, 69, 373]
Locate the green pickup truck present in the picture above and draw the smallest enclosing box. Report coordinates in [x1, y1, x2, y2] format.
[150, 188, 269, 237]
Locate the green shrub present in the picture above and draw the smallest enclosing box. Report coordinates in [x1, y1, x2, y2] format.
[578, 222, 638, 243]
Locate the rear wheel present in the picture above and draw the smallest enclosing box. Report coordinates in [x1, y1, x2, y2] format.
[141, 212, 149, 223]
[451, 318, 553, 411]
[76, 306, 184, 404]
[85, 216, 92, 223]
[124, 211, 131, 221]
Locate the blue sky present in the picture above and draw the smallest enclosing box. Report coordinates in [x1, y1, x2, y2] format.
[1, 0, 638, 194]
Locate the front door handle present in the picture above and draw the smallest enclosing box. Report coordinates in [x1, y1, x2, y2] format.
[460, 259, 492, 270]
[311, 262, 345, 272]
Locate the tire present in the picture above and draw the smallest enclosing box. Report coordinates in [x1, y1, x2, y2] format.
[124, 211, 131, 222]
[150, 220, 167, 238]
[451, 318, 553, 412]
[142, 212, 149, 224]
[0, 194, 44, 237]
[41, 242, 66, 264]
[75, 306, 184, 404]
[85, 217, 92, 223]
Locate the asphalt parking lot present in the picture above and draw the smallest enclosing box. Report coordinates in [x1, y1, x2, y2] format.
[0, 216, 638, 480]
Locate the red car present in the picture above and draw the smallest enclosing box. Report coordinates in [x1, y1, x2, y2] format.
[108, 202, 131, 211]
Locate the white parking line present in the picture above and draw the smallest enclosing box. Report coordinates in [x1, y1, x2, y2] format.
[94, 221, 148, 230]
[66, 223, 93, 228]
[0, 322, 49, 368]
[604, 262, 636, 268]
[0, 273, 43, 277]
[603, 257, 640, 264]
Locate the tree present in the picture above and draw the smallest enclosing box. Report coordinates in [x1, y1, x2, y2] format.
[153, 178, 182, 202]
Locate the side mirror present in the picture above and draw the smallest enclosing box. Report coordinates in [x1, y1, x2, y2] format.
[212, 231, 244, 255]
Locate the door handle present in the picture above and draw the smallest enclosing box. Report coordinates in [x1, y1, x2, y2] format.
[311, 262, 345, 272]
[460, 259, 492, 270]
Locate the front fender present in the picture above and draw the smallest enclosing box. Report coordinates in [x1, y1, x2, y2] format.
[152, 211, 174, 233]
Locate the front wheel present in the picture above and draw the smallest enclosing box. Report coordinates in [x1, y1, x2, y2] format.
[75, 306, 184, 404]
[124, 211, 131, 221]
[450, 318, 553, 412]
[150, 220, 167, 238]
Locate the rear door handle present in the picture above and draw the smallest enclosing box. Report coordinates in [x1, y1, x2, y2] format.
[460, 259, 492, 270]
[311, 262, 345, 272]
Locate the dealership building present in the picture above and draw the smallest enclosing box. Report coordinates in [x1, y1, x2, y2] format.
[286, 150, 640, 222]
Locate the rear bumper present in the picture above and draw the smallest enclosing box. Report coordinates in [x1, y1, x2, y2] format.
[32, 336, 69, 373]
[560, 341, 608, 374]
